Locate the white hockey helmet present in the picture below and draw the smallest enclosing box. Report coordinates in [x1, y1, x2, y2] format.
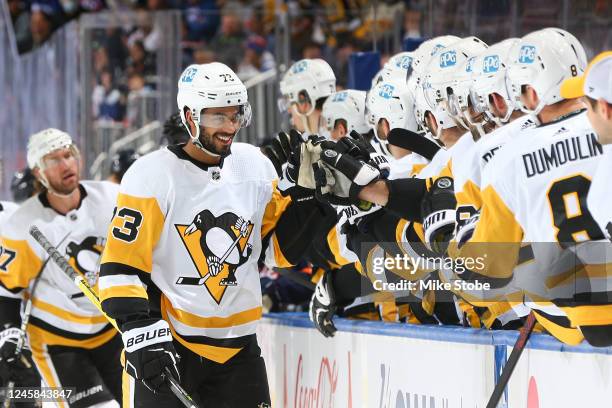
[411, 35, 461, 75]
[380, 51, 416, 83]
[27, 128, 80, 191]
[278, 59, 336, 115]
[505, 28, 587, 115]
[319, 90, 369, 140]
[367, 81, 418, 135]
[27, 128, 77, 170]
[468, 38, 519, 125]
[176, 62, 251, 156]
[423, 37, 488, 137]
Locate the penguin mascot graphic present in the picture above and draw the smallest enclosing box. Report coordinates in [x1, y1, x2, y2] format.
[176, 210, 253, 295]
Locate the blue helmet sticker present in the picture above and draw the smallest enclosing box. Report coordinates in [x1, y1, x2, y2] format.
[292, 60, 308, 74]
[482, 55, 500, 73]
[465, 57, 476, 73]
[431, 44, 445, 56]
[181, 67, 198, 83]
[332, 91, 348, 102]
[518, 45, 536, 64]
[378, 84, 395, 99]
[439, 50, 457, 68]
[396, 56, 413, 70]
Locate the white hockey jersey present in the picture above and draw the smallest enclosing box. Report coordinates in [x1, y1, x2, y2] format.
[0, 201, 19, 232]
[0, 182, 119, 348]
[100, 143, 291, 364]
[452, 111, 611, 340]
[587, 146, 612, 241]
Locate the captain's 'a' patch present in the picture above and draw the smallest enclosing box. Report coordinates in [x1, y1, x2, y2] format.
[175, 210, 253, 304]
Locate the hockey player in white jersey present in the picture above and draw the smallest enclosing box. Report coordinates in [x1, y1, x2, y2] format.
[278, 58, 336, 135]
[99, 62, 327, 407]
[0, 129, 123, 407]
[562, 51, 612, 240]
[319, 89, 370, 141]
[447, 28, 612, 346]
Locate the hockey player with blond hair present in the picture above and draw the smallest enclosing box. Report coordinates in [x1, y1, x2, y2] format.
[0, 129, 123, 407]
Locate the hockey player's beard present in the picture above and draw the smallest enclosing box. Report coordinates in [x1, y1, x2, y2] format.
[47, 173, 79, 196]
[199, 128, 235, 156]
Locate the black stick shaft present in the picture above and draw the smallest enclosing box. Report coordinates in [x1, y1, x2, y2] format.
[486, 312, 537, 408]
[29, 226, 200, 408]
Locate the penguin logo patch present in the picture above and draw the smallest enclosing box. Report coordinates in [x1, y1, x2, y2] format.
[66, 237, 106, 287]
[175, 210, 253, 304]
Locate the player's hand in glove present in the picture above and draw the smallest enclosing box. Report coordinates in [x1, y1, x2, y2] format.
[278, 131, 333, 201]
[261, 131, 293, 176]
[313, 146, 383, 206]
[421, 176, 457, 254]
[121, 319, 180, 394]
[309, 271, 337, 338]
[0, 327, 36, 384]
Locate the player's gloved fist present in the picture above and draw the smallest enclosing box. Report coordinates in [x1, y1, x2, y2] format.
[261, 131, 293, 176]
[309, 271, 337, 338]
[314, 147, 382, 205]
[421, 177, 457, 254]
[345, 131, 390, 178]
[0, 327, 35, 384]
[121, 319, 180, 394]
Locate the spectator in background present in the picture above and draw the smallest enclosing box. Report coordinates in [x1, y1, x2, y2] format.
[30, 7, 57, 48]
[128, 10, 161, 53]
[237, 35, 275, 80]
[126, 72, 153, 128]
[302, 41, 323, 59]
[209, 11, 247, 70]
[127, 40, 155, 77]
[93, 69, 124, 121]
[8, 0, 33, 53]
[183, 0, 220, 43]
[192, 48, 216, 64]
[290, 12, 315, 61]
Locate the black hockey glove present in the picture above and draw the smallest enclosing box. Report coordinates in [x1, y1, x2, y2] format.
[121, 318, 180, 394]
[314, 147, 382, 206]
[279, 131, 334, 202]
[261, 131, 294, 177]
[309, 271, 337, 338]
[421, 177, 457, 254]
[0, 327, 37, 385]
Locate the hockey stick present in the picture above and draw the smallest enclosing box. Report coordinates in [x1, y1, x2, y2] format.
[176, 225, 248, 286]
[387, 128, 441, 161]
[3, 232, 70, 408]
[29, 226, 200, 408]
[274, 268, 316, 290]
[486, 312, 537, 408]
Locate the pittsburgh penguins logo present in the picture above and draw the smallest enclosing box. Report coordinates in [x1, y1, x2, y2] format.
[175, 210, 253, 304]
[65, 236, 106, 286]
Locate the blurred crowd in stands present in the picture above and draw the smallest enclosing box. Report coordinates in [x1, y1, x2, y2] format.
[6, 0, 609, 128]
